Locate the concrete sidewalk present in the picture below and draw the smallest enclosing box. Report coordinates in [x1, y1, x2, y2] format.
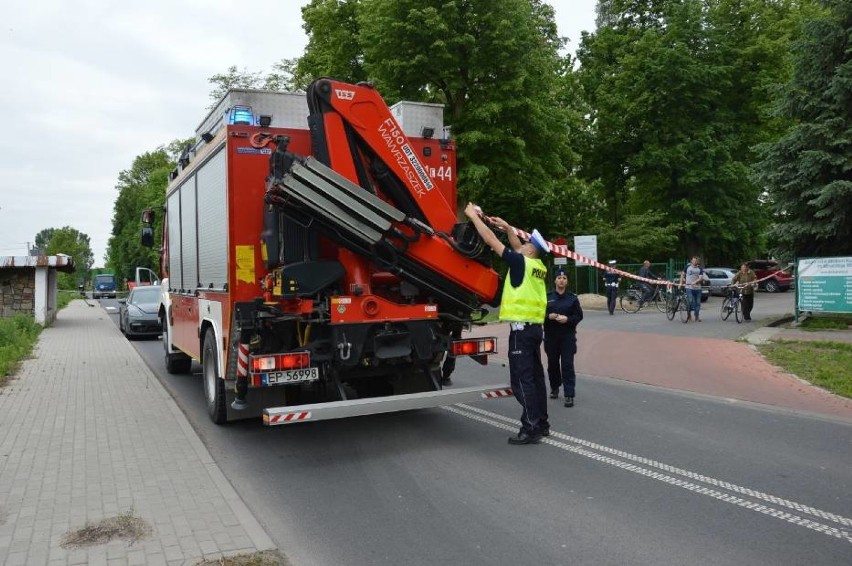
[0, 301, 275, 565]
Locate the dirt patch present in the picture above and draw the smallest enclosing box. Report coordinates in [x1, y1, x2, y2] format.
[194, 550, 290, 566]
[61, 509, 152, 548]
[578, 293, 607, 310]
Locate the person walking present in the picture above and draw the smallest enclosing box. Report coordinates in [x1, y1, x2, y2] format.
[603, 260, 620, 315]
[464, 203, 550, 445]
[731, 263, 758, 321]
[637, 260, 660, 305]
[680, 256, 704, 322]
[544, 267, 584, 407]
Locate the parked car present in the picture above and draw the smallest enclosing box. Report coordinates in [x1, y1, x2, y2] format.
[704, 267, 738, 296]
[747, 260, 793, 293]
[118, 285, 162, 339]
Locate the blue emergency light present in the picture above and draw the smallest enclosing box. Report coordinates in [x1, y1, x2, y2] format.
[229, 105, 254, 125]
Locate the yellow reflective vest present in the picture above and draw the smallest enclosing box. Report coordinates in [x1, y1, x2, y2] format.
[499, 256, 547, 323]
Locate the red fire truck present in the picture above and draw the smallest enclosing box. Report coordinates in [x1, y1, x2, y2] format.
[143, 79, 509, 425]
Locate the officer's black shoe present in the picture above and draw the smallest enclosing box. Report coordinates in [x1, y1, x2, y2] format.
[508, 431, 542, 445]
[440, 376, 453, 386]
[549, 390, 559, 399]
[540, 427, 551, 437]
[564, 397, 574, 408]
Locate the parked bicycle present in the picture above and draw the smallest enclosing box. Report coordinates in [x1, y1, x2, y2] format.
[665, 285, 691, 323]
[620, 283, 668, 313]
[720, 285, 745, 323]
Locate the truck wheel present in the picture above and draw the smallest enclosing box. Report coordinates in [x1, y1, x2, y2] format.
[163, 318, 191, 374]
[203, 330, 227, 424]
[765, 279, 780, 293]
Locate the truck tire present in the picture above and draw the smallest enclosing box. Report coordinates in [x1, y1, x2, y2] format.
[163, 318, 192, 374]
[203, 330, 227, 424]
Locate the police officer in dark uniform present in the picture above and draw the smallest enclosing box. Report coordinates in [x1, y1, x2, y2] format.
[544, 267, 583, 407]
[603, 260, 620, 315]
[464, 203, 549, 445]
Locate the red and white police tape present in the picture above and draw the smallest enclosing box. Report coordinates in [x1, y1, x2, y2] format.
[471, 205, 792, 289]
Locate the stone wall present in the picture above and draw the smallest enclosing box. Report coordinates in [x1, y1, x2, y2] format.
[0, 268, 35, 318]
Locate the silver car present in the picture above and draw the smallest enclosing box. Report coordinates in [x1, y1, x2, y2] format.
[704, 267, 737, 296]
[118, 285, 162, 339]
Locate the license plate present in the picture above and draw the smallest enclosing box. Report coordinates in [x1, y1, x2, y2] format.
[263, 367, 319, 385]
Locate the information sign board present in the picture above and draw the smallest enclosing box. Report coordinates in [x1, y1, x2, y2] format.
[573, 235, 597, 266]
[797, 256, 852, 313]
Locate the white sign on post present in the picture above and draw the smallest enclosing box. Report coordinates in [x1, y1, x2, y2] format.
[573, 235, 598, 266]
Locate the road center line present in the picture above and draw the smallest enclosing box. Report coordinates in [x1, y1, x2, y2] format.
[443, 404, 852, 544]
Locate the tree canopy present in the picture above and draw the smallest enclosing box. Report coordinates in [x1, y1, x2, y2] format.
[105, 0, 847, 273]
[577, 0, 811, 264]
[105, 139, 190, 286]
[292, 0, 590, 242]
[753, 0, 852, 258]
[33, 226, 94, 290]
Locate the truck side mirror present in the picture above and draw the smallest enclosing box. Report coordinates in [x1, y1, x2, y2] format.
[141, 209, 155, 224]
[141, 226, 154, 247]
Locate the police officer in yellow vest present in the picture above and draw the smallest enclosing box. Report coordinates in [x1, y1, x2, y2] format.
[464, 204, 550, 445]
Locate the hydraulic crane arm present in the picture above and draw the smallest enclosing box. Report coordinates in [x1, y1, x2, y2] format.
[276, 78, 499, 309]
[306, 78, 459, 234]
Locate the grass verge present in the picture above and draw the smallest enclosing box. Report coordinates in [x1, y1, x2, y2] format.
[757, 340, 852, 399]
[0, 314, 43, 386]
[798, 314, 852, 330]
[0, 292, 80, 387]
[56, 289, 78, 311]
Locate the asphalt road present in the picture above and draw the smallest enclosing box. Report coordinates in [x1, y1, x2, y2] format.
[99, 296, 852, 566]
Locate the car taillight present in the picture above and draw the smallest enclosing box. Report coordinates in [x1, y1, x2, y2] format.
[251, 352, 310, 372]
[450, 338, 497, 357]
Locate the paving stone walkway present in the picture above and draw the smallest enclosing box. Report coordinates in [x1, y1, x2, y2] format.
[0, 300, 275, 565]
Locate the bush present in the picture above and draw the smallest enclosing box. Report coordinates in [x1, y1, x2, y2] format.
[0, 314, 42, 383]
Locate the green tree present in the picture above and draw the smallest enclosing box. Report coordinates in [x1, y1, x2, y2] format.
[753, 0, 851, 258]
[33, 226, 94, 289]
[295, 0, 367, 87]
[578, 0, 807, 264]
[106, 139, 189, 286]
[206, 64, 303, 108]
[207, 65, 265, 107]
[294, 0, 587, 239]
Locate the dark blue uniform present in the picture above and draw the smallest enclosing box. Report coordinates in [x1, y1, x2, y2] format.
[603, 271, 620, 315]
[544, 289, 583, 398]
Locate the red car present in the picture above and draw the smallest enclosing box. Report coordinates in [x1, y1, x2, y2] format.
[747, 260, 793, 293]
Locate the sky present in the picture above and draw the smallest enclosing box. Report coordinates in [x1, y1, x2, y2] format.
[0, 0, 598, 266]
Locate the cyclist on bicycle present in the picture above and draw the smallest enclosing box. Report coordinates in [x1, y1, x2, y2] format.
[637, 260, 660, 305]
